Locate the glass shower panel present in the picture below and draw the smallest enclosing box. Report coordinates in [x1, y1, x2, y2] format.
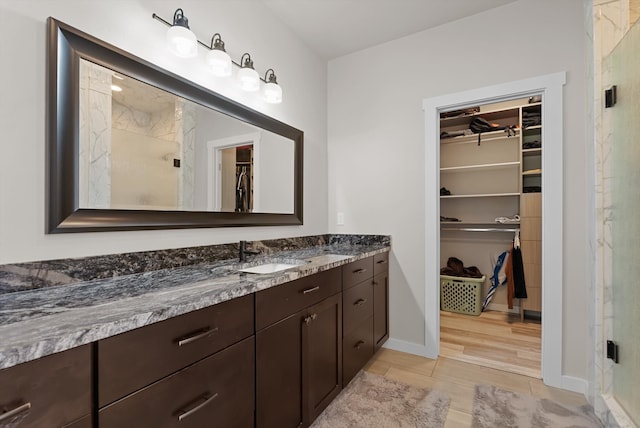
[606, 18, 640, 426]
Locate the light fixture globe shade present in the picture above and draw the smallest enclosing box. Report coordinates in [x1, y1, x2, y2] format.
[237, 67, 260, 92]
[166, 25, 197, 58]
[206, 49, 232, 77]
[263, 81, 282, 104]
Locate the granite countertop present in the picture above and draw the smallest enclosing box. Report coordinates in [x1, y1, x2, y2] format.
[0, 243, 389, 370]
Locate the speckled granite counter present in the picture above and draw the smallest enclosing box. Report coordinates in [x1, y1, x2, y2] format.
[0, 235, 390, 370]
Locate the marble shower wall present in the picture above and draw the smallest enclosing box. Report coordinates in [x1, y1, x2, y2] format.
[591, 1, 636, 427]
[79, 60, 112, 209]
[80, 63, 197, 210]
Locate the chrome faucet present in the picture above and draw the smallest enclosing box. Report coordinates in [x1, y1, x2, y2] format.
[239, 240, 260, 262]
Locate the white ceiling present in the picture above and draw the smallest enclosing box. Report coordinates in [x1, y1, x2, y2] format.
[259, 0, 517, 60]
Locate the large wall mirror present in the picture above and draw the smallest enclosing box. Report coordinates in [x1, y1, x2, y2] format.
[47, 18, 303, 233]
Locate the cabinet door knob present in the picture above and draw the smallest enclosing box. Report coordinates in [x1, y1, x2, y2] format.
[177, 327, 219, 347]
[354, 298, 368, 306]
[176, 393, 218, 421]
[354, 340, 365, 350]
[304, 313, 318, 325]
[0, 402, 31, 423]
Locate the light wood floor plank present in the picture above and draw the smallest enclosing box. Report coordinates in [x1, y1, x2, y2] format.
[440, 310, 542, 378]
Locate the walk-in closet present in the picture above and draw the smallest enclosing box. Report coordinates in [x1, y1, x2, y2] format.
[438, 97, 542, 378]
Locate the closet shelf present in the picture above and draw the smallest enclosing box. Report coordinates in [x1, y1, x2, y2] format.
[523, 148, 542, 156]
[441, 221, 520, 227]
[440, 161, 519, 173]
[441, 226, 520, 233]
[523, 125, 542, 131]
[523, 169, 542, 176]
[440, 192, 520, 199]
[440, 129, 520, 145]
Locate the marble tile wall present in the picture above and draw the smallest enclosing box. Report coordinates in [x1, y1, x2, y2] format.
[79, 61, 112, 209]
[177, 101, 196, 210]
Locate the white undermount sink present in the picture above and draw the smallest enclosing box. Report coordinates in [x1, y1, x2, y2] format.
[238, 263, 301, 274]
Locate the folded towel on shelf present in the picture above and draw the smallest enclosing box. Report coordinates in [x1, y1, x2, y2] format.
[495, 214, 520, 224]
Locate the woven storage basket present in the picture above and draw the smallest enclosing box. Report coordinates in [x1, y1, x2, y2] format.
[440, 275, 485, 316]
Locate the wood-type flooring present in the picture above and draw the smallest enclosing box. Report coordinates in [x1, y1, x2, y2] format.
[439, 309, 542, 378]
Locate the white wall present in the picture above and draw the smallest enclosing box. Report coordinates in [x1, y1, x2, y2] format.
[328, 0, 589, 380]
[0, 0, 327, 263]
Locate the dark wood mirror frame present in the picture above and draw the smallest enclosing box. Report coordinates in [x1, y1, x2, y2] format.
[46, 18, 303, 233]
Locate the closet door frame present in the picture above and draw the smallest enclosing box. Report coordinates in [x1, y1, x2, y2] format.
[422, 72, 566, 390]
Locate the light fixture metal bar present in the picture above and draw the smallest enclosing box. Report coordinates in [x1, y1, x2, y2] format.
[152, 12, 271, 82]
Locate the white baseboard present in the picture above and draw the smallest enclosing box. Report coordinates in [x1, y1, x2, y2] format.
[560, 375, 589, 395]
[383, 338, 431, 359]
[602, 394, 637, 428]
[486, 302, 520, 314]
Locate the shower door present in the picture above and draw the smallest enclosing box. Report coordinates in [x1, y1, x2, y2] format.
[605, 17, 640, 426]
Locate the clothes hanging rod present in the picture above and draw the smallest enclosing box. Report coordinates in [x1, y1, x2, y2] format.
[441, 227, 520, 232]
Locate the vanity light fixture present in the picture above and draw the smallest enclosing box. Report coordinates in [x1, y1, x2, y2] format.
[206, 33, 232, 77]
[152, 11, 283, 102]
[237, 53, 260, 92]
[166, 8, 197, 58]
[262, 69, 282, 104]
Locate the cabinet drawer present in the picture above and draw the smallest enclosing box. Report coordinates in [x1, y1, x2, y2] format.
[373, 252, 389, 276]
[100, 336, 255, 428]
[98, 294, 254, 407]
[342, 316, 374, 386]
[256, 268, 341, 330]
[343, 280, 373, 337]
[0, 344, 91, 428]
[342, 257, 374, 290]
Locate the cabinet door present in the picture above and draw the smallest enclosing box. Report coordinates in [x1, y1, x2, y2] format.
[303, 293, 343, 426]
[256, 313, 303, 428]
[0, 344, 91, 428]
[373, 271, 389, 350]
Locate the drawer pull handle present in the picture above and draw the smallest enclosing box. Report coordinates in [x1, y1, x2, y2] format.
[353, 268, 367, 274]
[302, 286, 320, 294]
[304, 313, 318, 325]
[354, 298, 368, 306]
[0, 402, 32, 423]
[177, 327, 219, 347]
[177, 393, 218, 421]
[354, 340, 365, 350]
[376, 260, 387, 265]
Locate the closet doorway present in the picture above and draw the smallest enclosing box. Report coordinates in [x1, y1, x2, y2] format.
[439, 97, 542, 378]
[423, 72, 566, 388]
[207, 132, 261, 212]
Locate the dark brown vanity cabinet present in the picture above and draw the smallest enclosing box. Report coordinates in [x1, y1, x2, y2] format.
[0, 344, 92, 428]
[98, 294, 255, 427]
[342, 253, 390, 385]
[373, 252, 390, 350]
[255, 268, 343, 428]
